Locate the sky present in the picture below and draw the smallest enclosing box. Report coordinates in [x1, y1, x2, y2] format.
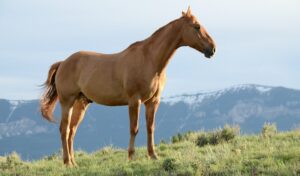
[0, 0, 299, 100]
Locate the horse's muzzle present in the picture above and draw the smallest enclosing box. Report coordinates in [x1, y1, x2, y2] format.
[204, 47, 216, 58]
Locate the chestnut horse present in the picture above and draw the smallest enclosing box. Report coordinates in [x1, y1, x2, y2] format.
[40, 7, 215, 166]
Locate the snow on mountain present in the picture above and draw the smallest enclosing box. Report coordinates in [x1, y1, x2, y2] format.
[6, 100, 24, 122]
[0, 99, 49, 140]
[0, 118, 47, 139]
[162, 84, 273, 105]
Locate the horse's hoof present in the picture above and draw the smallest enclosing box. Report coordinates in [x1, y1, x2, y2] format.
[64, 159, 74, 167]
[71, 160, 78, 167]
[128, 149, 135, 160]
[148, 153, 159, 160]
[64, 162, 73, 167]
[128, 154, 135, 160]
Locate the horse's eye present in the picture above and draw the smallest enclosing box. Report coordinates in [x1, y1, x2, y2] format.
[194, 25, 200, 30]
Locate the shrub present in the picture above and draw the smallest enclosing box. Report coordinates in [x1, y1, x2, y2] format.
[209, 132, 221, 145]
[159, 143, 167, 151]
[0, 152, 22, 170]
[171, 131, 195, 143]
[221, 125, 240, 141]
[162, 158, 177, 172]
[196, 133, 210, 147]
[171, 134, 180, 143]
[261, 123, 277, 138]
[196, 125, 239, 147]
[6, 151, 21, 164]
[171, 132, 184, 143]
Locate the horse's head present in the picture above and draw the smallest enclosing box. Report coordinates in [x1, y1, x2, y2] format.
[180, 7, 216, 58]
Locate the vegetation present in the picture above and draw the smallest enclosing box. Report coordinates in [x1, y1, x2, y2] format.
[1, 125, 300, 176]
[195, 125, 240, 147]
[261, 122, 277, 138]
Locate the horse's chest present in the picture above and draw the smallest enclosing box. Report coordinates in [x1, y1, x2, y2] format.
[139, 76, 162, 101]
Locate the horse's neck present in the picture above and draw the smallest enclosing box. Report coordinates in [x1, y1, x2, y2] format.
[143, 20, 182, 74]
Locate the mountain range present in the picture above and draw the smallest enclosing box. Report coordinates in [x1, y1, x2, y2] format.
[1, 84, 300, 160]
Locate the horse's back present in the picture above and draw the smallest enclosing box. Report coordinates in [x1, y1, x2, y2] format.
[55, 51, 128, 105]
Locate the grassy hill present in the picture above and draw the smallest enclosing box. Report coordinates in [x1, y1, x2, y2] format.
[1, 125, 300, 176]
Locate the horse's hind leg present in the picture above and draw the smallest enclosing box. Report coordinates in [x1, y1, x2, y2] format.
[59, 95, 77, 166]
[68, 97, 90, 166]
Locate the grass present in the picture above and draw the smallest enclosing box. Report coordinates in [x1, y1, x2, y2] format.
[1, 125, 300, 176]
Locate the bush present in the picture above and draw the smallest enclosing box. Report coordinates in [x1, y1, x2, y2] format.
[196, 133, 210, 147]
[209, 132, 221, 145]
[6, 151, 21, 165]
[171, 134, 180, 143]
[171, 133, 184, 143]
[221, 125, 240, 141]
[162, 158, 177, 172]
[196, 125, 239, 147]
[159, 143, 167, 151]
[0, 152, 22, 170]
[261, 123, 277, 138]
[171, 131, 194, 143]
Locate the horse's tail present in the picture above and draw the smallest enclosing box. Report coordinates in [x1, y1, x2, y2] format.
[40, 61, 62, 123]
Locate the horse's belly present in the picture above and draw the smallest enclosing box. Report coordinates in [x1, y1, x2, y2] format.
[93, 94, 128, 106]
[81, 84, 128, 106]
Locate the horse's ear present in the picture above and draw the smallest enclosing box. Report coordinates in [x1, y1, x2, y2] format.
[186, 6, 192, 17]
[182, 11, 186, 16]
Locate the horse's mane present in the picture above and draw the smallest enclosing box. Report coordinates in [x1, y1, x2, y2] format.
[150, 20, 177, 38]
[127, 17, 182, 49]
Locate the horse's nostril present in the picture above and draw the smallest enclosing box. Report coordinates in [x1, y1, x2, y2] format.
[204, 47, 215, 58]
[212, 48, 216, 54]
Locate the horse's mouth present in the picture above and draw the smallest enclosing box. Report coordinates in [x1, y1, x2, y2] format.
[204, 52, 213, 58]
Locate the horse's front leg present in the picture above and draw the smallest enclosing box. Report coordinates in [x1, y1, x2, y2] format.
[128, 97, 141, 160]
[144, 98, 160, 159]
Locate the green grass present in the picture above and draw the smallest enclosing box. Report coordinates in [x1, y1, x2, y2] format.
[1, 126, 300, 176]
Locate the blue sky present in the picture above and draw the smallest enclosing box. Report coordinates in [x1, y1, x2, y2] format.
[0, 0, 299, 100]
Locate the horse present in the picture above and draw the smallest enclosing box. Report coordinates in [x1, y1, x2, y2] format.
[40, 7, 216, 166]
